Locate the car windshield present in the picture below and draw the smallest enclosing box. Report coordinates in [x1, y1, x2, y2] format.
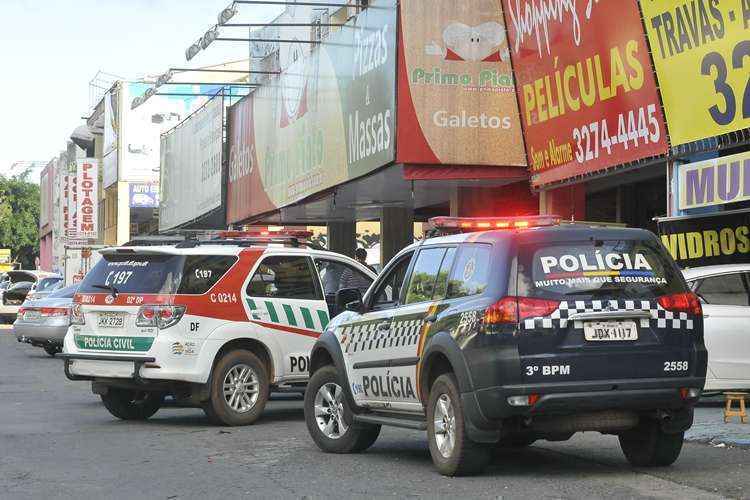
[49, 284, 79, 299]
[518, 238, 686, 300]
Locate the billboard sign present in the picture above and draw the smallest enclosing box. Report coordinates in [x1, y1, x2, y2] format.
[640, 0, 750, 145]
[129, 183, 160, 208]
[159, 96, 223, 230]
[658, 209, 750, 268]
[397, 0, 526, 166]
[677, 150, 750, 210]
[75, 159, 98, 239]
[503, 0, 669, 187]
[226, 0, 397, 224]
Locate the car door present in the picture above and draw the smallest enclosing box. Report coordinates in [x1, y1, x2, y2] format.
[342, 251, 414, 409]
[244, 254, 329, 379]
[693, 272, 750, 381]
[346, 247, 457, 413]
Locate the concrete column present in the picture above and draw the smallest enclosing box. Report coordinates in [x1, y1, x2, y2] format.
[380, 206, 413, 265]
[327, 221, 357, 258]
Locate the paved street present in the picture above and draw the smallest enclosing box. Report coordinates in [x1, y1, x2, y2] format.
[1, 331, 749, 500]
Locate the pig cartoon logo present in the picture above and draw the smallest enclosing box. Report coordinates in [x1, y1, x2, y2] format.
[425, 22, 510, 62]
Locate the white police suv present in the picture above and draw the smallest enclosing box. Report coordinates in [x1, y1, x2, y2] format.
[60, 231, 376, 426]
[304, 217, 707, 475]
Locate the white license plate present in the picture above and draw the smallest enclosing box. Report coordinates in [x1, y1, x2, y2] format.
[97, 313, 125, 328]
[584, 320, 638, 341]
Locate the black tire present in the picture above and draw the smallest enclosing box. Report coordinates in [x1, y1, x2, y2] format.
[100, 388, 164, 420]
[619, 419, 684, 467]
[43, 344, 60, 357]
[203, 349, 270, 426]
[304, 365, 380, 453]
[427, 374, 491, 476]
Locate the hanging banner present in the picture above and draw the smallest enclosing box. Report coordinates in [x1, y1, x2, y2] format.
[75, 159, 98, 239]
[658, 209, 750, 267]
[397, 0, 526, 166]
[640, 0, 750, 146]
[226, 0, 397, 224]
[503, 0, 669, 187]
[159, 96, 223, 230]
[677, 150, 750, 210]
[66, 162, 78, 238]
[103, 89, 119, 188]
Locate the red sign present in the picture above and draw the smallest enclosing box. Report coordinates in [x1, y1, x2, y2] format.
[502, 0, 669, 187]
[226, 96, 275, 225]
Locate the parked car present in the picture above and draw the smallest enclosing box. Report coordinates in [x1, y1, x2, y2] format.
[60, 230, 376, 425]
[304, 216, 706, 476]
[25, 275, 64, 302]
[683, 264, 750, 392]
[15, 284, 78, 356]
[0, 270, 60, 323]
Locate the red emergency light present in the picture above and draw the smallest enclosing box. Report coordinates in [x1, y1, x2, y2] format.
[429, 216, 560, 233]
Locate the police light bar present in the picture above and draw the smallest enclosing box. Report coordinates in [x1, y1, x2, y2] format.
[429, 216, 561, 232]
[217, 230, 314, 239]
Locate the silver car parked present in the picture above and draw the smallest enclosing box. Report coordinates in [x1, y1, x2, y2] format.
[14, 284, 78, 356]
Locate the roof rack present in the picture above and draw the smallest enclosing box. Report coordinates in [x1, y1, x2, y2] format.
[174, 229, 327, 251]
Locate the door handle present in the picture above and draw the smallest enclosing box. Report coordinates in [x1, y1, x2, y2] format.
[377, 322, 390, 332]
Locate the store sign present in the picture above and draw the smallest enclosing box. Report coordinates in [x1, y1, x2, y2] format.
[159, 96, 223, 230]
[640, 0, 750, 146]
[397, 0, 526, 166]
[678, 150, 750, 210]
[658, 209, 750, 267]
[75, 159, 98, 239]
[66, 162, 78, 238]
[503, 0, 669, 187]
[129, 183, 160, 208]
[226, 0, 397, 224]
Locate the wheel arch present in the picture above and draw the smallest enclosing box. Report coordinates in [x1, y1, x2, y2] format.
[210, 337, 275, 385]
[308, 331, 362, 413]
[419, 331, 474, 404]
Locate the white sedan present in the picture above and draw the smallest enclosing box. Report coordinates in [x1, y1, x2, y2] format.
[683, 264, 750, 392]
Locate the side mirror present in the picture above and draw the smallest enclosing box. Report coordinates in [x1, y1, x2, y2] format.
[336, 288, 363, 313]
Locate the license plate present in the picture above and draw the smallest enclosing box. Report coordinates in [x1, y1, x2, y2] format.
[584, 320, 638, 341]
[24, 310, 41, 322]
[97, 313, 125, 328]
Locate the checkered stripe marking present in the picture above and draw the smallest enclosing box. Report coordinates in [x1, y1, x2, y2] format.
[343, 319, 423, 354]
[521, 300, 695, 330]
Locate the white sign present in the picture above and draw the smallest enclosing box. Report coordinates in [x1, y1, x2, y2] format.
[75, 159, 99, 239]
[159, 96, 223, 231]
[103, 88, 119, 188]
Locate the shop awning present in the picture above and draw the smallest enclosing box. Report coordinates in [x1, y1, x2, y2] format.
[402, 165, 528, 181]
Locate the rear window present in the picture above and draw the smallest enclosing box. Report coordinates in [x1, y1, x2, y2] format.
[518, 239, 685, 300]
[37, 277, 62, 292]
[49, 284, 79, 299]
[78, 254, 236, 295]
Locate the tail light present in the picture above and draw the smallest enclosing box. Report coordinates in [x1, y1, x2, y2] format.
[70, 303, 85, 325]
[40, 307, 69, 317]
[18, 307, 26, 315]
[658, 292, 702, 317]
[136, 304, 186, 330]
[484, 296, 560, 326]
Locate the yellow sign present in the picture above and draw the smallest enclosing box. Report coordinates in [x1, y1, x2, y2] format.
[640, 0, 750, 145]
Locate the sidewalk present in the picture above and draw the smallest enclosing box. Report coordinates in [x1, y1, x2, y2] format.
[687, 407, 750, 447]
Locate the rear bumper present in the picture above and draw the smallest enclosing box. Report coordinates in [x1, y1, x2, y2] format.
[14, 323, 67, 344]
[59, 353, 156, 382]
[473, 376, 705, 421]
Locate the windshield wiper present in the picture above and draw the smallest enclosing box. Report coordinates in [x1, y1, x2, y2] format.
[91, 284, 118, 298]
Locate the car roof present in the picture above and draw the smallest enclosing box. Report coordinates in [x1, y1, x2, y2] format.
[682, 264, 750, 280]
[413, 223, 656, 248]
[97, 244, 377, 275]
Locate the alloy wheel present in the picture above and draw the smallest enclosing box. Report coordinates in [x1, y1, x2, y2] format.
[314, 382, 348, 439]
[223, 363, 260, 413]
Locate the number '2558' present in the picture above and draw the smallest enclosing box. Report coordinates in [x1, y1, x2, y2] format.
[701, 40, 750, 125]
